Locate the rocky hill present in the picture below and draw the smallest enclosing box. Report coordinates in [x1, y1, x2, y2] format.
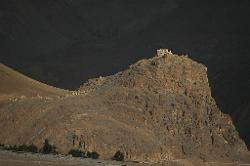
[0, 50, 249, 163]
[1, 1, 250, 147]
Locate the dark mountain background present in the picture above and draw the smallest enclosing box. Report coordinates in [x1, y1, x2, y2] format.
[0, 0, 250, 147]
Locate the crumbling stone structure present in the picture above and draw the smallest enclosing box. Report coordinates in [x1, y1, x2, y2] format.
[156, 48, 173, 57]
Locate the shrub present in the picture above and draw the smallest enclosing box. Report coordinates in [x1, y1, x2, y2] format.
[68, 149, 100, 159]
[12, 145, 18, 151]
[87, 151, 99, 159]
[3, 145, 11, 150]
[68, 149, 85, 157]
[27, 144, 38, 153]
[1, 144, 38, 153]
[112, 151, 124, 161]
[18, 144, 29, 152]
[42, 139, 57, 154]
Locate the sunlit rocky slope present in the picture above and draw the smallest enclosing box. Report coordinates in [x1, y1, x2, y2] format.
[0, 50, 249, 163]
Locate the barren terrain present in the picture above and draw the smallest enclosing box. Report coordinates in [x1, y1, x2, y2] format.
[0, 50, 249, 166]
[1, 0, 250, 148]
[0, 63, 68, 100]
[1, 150, 250, 166]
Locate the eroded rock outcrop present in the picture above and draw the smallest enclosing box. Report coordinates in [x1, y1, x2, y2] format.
[0, 49, 249, 163]
[77, 49, 249, 161]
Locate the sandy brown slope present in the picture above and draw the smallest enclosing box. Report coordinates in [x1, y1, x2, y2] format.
[1, 0, 250, 147]
[0, 51, 249, 164]
[0, 63, 68, 100]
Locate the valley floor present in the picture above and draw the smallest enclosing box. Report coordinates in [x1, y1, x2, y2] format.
[0, 150, 250, 166]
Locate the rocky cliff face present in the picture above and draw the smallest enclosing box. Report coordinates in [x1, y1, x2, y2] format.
[0, 50, 249, 162]
[78, 50, 249, 161]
